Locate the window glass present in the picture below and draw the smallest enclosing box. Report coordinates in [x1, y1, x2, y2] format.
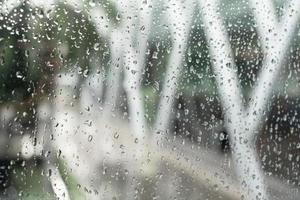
[0, 0, 299, 199]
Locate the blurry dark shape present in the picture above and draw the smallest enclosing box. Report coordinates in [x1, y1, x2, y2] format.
[0, 160, 10, 191]
[219, 131, 230, 152]
[258, 96, 300, 186]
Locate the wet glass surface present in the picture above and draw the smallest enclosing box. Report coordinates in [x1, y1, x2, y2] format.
[0, 0, 299, 199]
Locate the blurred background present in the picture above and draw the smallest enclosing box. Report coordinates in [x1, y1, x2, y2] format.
[0, 0, 300, 199]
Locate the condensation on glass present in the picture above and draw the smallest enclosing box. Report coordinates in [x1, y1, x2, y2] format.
[0, 0, 299, 199]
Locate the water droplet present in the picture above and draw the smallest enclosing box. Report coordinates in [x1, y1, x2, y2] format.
[16, 71, 23, 79]
[89, 0, 96, 7]
[114, 132, 119, 139]
[48, 169, 52, 177]
[134, 138, 139, 143]
[85, 120, 92, 127]
[57, 150, 62, 158]
[88, 135, 93, 142]
[94, 43, 100, 51]
[116, 13, 121, 21]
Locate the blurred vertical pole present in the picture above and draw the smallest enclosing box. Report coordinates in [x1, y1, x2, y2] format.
[135, 0, 153, 73]
[248, 0, 277, 53]
[115, 0, 148, 139]
[87, 5, 123, 119]
[198, 0, 267, 199]
[123, 46, 147, 138]
[123, 0, 153, 139]
[80, 55, 105, 111]
[48, 73, 76, 200]
[88, 7, 121, 118]
[53, 71, 106, 200]
[95, 1, 149, 199]
[151, 3, 194, 197]
[153, 0, 194, 139]
[48, 164, 71, 200]
[246, 0, 300, 140]
[102, 31, 124, 117]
